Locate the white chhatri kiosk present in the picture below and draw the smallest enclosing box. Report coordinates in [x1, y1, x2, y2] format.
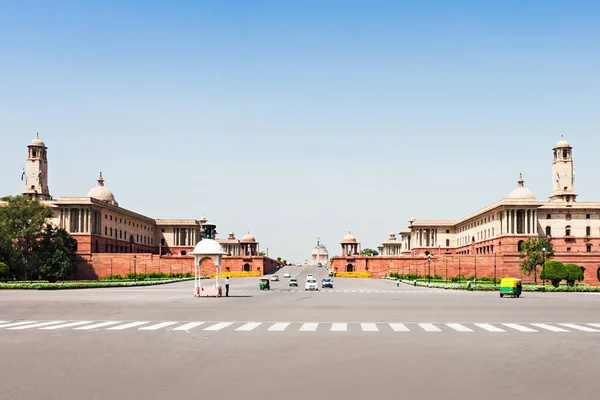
[189, 239, 227, 298]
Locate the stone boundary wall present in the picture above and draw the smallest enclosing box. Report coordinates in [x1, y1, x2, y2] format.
[75, 253, 280, 280]
[331, 253, 600, 283]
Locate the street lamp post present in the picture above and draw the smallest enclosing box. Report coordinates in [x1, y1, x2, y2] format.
[445, 258, 448, 283]
[541, 246, 547, 287]
[133, 255, 137, 281]
[427, 254, 431, 285]
[494, 252, 497, 287]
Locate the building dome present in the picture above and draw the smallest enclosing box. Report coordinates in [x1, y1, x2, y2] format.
[190, 239, 227, 256]
[312, 244, 328, 255]
[241, 232, 256, 242]
[29, 133, 46, 147]
[507, 174, 536, 200]
[342, 232, 356, 243]
[554, 135, 570, 149]
[87, 172, 118, 206]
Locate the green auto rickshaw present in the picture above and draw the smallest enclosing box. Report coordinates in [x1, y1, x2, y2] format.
[259, 278, 270, 290]
[499, 278, 522, 298]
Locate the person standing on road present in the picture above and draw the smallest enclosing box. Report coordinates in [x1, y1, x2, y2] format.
[225, 276, 230, 297]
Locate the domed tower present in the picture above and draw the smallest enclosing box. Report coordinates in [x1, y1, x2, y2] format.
[550, 136, 577, 202]
[87, 173, 118, 206]
[23, 134, 51, 200]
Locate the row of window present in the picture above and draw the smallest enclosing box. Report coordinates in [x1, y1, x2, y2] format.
[458, 215, 496, 233]
[546, 213, 592, 220]
[94, 241, 153, 253]
[102, 226, 154, 245]
[104, 214, 154, 232]
[545, 226, 593, 237]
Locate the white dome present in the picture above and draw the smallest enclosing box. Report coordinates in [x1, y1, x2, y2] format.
[190, 239, 227, 256]
[507, 174, 536, 200]
[87, 173, 118, 205]
[29, 137, 46, 147]
[342, 233, 356, 243]
[241, 233, 256, 242]
[312, 244, 328, 255]
[554, 136, 570, 149]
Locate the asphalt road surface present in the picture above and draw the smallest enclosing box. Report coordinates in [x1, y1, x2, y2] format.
[1, 264, 600, 400]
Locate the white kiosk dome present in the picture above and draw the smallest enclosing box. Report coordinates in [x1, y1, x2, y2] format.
[190, 239, 227, 256]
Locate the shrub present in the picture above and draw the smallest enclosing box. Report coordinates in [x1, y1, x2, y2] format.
[564, 264, 584, 286]
[0, 262, 8, 282]
[540, 260, 566, 287]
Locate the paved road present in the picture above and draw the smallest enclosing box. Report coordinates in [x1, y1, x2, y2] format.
[1, 265, 600, 399]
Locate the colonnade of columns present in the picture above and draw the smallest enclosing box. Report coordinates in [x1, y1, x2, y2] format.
[341, 242, 360, 256]
[503, 209, 537, 235]
[60, 207, 93, 233]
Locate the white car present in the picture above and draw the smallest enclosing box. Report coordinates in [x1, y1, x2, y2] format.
[270, 275, 279, 281]
[306, 274, 314, 280]
[283, 272, 291, 278]
[305, 279, 318, 291]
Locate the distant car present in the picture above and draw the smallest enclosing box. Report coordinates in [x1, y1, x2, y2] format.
[290, 278, 298, 287]
[306, 274, 314, 280]
[296, 263, 302, 267]
[305, 279, 318, 291]
[270, 275, 279, 281]
[283, 272, 291, 278]
[321, 278, 333, 288]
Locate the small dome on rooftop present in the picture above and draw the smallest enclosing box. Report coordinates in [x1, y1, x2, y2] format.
[87, 172, 118, 206]
[342, 232, 356, 243]
[554, 135, 571, 149]
[507, 173, 536, 200]
[29, 133, 46, 147]
[241, 232, 256, 242]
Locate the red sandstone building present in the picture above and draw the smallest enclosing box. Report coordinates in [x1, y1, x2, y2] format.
[332, 137, 600, 283]
[8, 135, 280, 279]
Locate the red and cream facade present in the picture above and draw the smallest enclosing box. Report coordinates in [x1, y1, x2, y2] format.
[333, 137, 600, 283]
[10, 136, 280, 279]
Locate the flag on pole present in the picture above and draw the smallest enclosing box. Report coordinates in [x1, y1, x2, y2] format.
[555, 171, 560, 183]
[37, 170, 42, 181]
[21, 168, 25, 181]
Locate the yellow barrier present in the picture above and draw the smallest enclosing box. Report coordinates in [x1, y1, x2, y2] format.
[209, 271, 261, 279]
[334, 272, 372, 278]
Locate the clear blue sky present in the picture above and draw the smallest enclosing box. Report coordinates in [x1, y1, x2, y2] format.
[2, 0, 600, 263]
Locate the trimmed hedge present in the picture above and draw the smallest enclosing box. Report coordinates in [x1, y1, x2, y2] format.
[0, 278, 195, 290]
[400, 280, 600, 292]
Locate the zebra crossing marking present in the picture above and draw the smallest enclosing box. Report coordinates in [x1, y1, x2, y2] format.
[419, 323, 442, 332]
[171, 322, 205, 331]
[474, 323, 505, 332]
[299, 323, 319, 332]
[236, 322, 262, 331]
[361, 323, 379, 332]
[107, 321, 149, 330]
[0, 321, 39, 329]
[331, 323, 347, 332]
[8, 321, 66, 330]
[268, 322, 290, 331]
[139, 322, 178, 331]
[560, 323, 600, 332]
[531, 323, 569, 332]
[503, 323, 537, 332]
[446, 323, 473, 332]
[40, 321, 93, 330]
[74, 321, 122, 330]
[204, 322, 234, 331]
[389, 323, 410, 332]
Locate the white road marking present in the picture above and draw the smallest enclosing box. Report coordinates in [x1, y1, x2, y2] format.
[361, 323, 379, 332]
[171, 322, 205, 331]
[107, 321, 150, 330]
[8, 321, 66, 330]
[587, 323, 600, 329]
[268, 323, 290, 331]
[446, 323, 473, 332]
[0, 321, 39, 329]
[531, 323, 570, 332]
[331, 323, 347, 332]
[503, 323, 537, 332]
[560, 323, 600, 332]
[299, 323, 319, 331]
[474, 323, 505, 332]
[40, 321, 93, 330]
[419, 323, 442, 332]
[389, 323, 410, 332]
[236, 322, 262, 331]
[203, 322, 234, 331]
[74, 321, 122, 330]
[139, 322, 178, 331]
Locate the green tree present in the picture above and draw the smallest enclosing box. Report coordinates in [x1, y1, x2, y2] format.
[564, 263, 584, 287]
[360, 248, 379, 256]
[36, 224, 78, 282]
[540, 260, 566, 288]
[519, 238, 554, 281]
[0, 196, 52, 279]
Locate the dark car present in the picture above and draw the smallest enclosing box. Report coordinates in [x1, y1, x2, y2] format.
[321, 278, 333, 288]
[289, 278, 298, 287]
